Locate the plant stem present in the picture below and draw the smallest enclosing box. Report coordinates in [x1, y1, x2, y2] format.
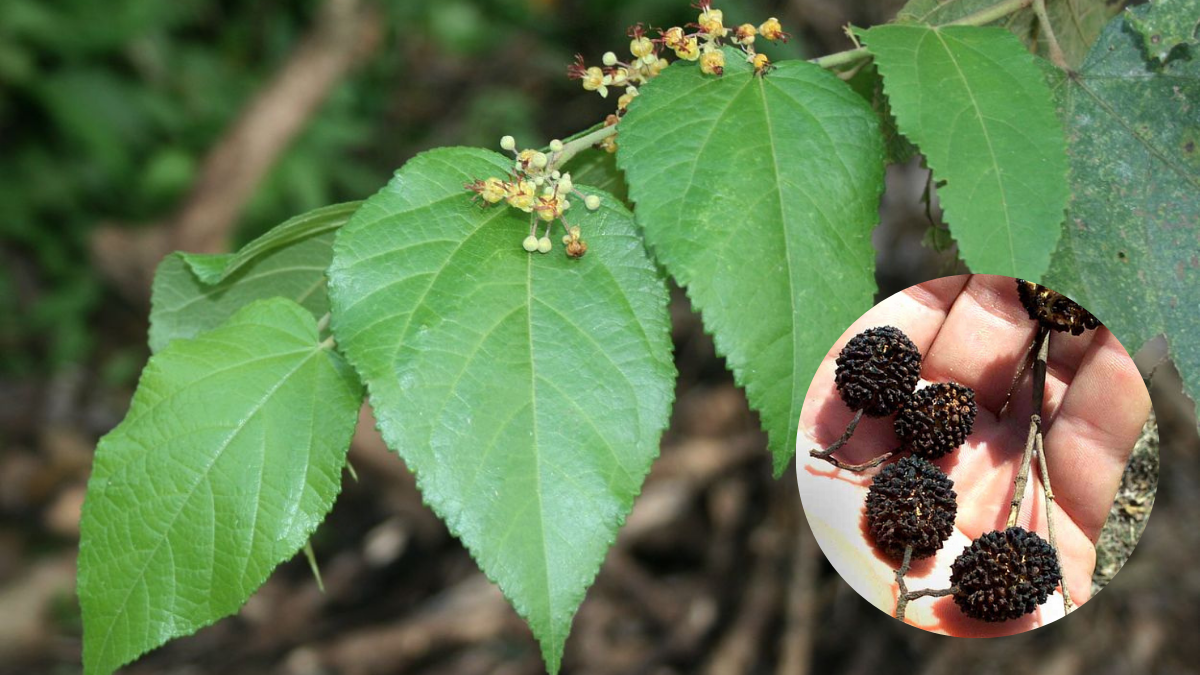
[946, 0, 1034, 27]
[811, 409, 865, 458]
[1008, 326, 1049, 527]
[1035, 425, 1074, 613]
[904, 586, 958, 601]
[813, 447, 903, 473]
[303, 542, 325, 593]
[1007, 415, 1040, 528]
[1032, 0, 1069, 70]
[894, 545, 914, 620]
[999, 334, 1039, 418]
[316, 311, 332, 334]
[810, 0, 1035, 70]
[552, 124, 619, 170]
[813, 46, 870, 70]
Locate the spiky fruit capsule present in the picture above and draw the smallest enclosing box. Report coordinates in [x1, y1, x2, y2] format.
[894, 382, 976, 459]
[1015, 279, 1100, 335]
[951, 527, 1062, 622]
[865, 456, 957, 560]
[834, 326, 922, 417]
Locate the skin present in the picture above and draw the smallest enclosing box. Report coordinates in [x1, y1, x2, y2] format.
[796, 274, 1151, 636]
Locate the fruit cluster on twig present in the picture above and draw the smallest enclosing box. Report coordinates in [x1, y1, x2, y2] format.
[810, 279, 1103, 624]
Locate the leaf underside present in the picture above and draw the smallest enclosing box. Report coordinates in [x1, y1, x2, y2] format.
[149, 202, 360, 353]
[616, 51, 886, 475]
[1124, 0, 1200, 62]
[79, 299, 362, 675]
[326, 147, 675, 673]
[1044, 7, 1200, 423]
[862, 24, 1071, 279]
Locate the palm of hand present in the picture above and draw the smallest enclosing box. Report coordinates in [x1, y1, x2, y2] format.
[796, 275, 1149, 636]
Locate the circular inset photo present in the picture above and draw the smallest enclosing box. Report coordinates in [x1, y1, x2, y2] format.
[795, 274, 1155, 636]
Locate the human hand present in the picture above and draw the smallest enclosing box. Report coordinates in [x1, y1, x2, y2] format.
[796, 274, 1150, 636]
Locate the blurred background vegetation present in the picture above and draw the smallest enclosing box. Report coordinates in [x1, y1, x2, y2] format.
[0, 0, 1192, 673]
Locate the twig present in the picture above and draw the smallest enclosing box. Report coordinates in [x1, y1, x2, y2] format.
[1035, 430, 1074, 613]
[812, 447, 904, 473]
[894, 545, 914, 620]
[1008, 327, 1050, 526]
[1007, 415, 1040, 528]
[810, 409, 865, 458]
[550, 123, 620, 170]
[1032, 0, 1070, 71]
[903, 586, 958, 601]
[999, 334, 1038, 418]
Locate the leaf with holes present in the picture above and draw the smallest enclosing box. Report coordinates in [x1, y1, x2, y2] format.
[149, 202, 360, 352]
[861, 24, 1070, 278]
[78, 298, 362, 675]
[616, 51, 885, 475]
[1043, 6, 1200, 422]
[1125, 0, 1200, 62]
[326, 147, 674, 673]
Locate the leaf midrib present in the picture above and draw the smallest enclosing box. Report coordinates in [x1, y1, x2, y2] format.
[931, 28, 1019, 273]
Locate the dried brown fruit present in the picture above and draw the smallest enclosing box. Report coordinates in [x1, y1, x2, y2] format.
[894, 382, 977, 460]
[834, 326, 921, 417]
[951, 527, 1062, 622]
[1015, 279, 1100, 335]
[865, 456, 957, 560]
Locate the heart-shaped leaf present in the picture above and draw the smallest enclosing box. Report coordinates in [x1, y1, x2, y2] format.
[617, 52, 885, 474]
[1044, 7, 1200, 423]
[327, 147, 675, 672]
[79, 298, 362, 675]
[861, 24, 1070, 279]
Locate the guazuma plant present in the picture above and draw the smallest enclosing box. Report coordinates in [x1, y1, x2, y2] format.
[78, 1, 1199, 673]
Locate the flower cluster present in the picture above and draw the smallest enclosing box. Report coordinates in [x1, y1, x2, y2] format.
[568, 2, 788, 153]
[465, 135, 600, 257]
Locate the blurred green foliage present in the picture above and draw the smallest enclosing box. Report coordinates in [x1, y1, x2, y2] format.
[0, 0, 800, 377]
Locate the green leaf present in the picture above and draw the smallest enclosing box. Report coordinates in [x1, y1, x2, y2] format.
[861, 24, 1070, 278]
[845, 63, 920, 164]
[327, 147, 674, 673]
[616, 53, 885, 475]
[79, 298, 362, 675]
[896, 0, 1120, 69]
[1125, 0, 1200, 62]
[1043, 7, 1200, 423]
[149, 202, 360, 353]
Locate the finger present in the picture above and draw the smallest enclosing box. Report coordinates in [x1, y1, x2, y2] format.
[1042, 327, 1150, 541]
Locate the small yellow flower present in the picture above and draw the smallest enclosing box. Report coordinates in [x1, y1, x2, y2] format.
[617, 91, 636, 111]
[581, 66, 612, 97]
[506, 180, 536, 212]
[759, 17, 786, 42]
[675, 36, 700, 61]
[599, 135, 618, 154]
[662, 26, 687, 50]
[630, 36, 656, 62]
[698, 8, 727, 37]
[753, 52, 772, 75]
[700, 50, 725, 76]
[733, 23, 757, 45]
[608, 67, 630, 87]
[480, 177, 507, 204]
[536, 195, 566, 222]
